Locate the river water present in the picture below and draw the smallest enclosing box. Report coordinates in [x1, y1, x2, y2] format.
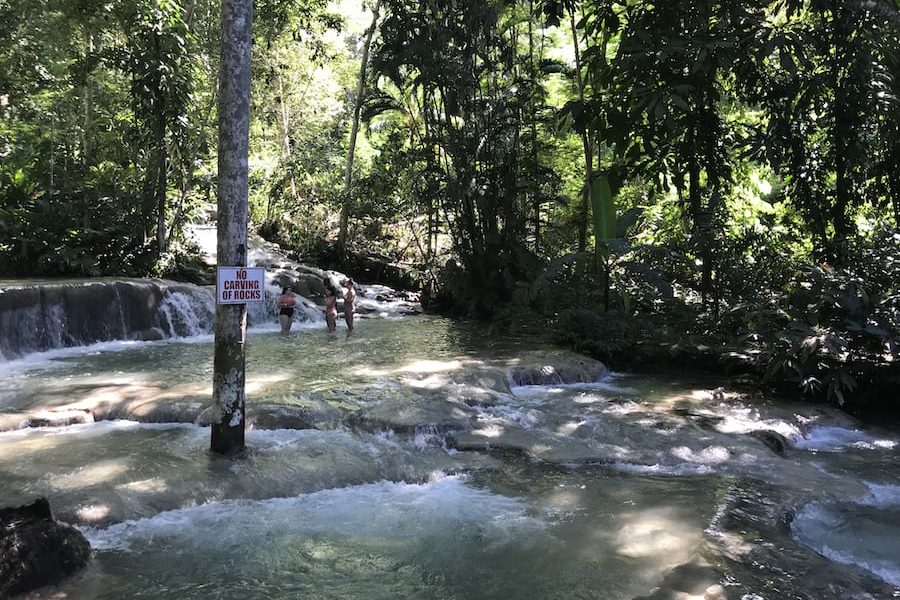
[1, 316, 898, 600]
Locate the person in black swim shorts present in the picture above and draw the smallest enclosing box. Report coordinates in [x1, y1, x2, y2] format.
[276, 286, 296, 332]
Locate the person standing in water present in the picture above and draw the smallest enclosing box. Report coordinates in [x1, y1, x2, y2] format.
[342, 278, 356, 333]
[323, 281, 338, 333]
[276, 286, 296, 333]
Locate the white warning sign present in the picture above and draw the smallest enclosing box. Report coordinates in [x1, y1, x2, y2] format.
[217, 267, 265, 304]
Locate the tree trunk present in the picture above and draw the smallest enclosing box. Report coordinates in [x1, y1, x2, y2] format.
[829, 0, 852, 266]
[686, 123, 711, 311]
[274, 64, 299, 220]
[155, 104, 168, 257]
[337, 0, 381, 266]
[528, 0, 540, 247]
[570, 8, 592, 253]
[82, 27, 94, 170]
[211, 0, 253, 456]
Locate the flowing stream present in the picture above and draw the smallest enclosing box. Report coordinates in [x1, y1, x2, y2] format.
[1, 314, 899, 599]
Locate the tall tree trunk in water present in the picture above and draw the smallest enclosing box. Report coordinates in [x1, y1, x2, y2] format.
[211, 0, 253, 456]
[337, 0, 381, 266]
[570, 7, 592, 253]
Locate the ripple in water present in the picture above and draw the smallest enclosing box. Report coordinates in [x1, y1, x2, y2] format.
[791, 482, 900, 587]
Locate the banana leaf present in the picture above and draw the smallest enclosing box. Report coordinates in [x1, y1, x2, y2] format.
[590, 173, 616, 243]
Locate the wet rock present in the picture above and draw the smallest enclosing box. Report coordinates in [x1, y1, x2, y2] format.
[748, 429, 790, 456]
[672, 403, 726, 430]
[105, 400, 205, 424]
[136, 327, 165, 341]
[351, 397, 475, 434]
[508, 352, 608, 386]
[0, 409, 94, 432]
[295, 273, 327, 297]
[245, 403, 342, 430]
[632, 558, 725, 600]
[0, 498, 91, 598]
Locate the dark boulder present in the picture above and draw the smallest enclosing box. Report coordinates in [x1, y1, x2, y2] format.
[748, 429, 790, 457]
[0, 498, 91, 598]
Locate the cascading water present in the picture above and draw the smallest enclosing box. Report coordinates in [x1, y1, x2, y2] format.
[0, 228, 420, 359]
[0, 280, 212, 358]
[0, 317, 898, 600]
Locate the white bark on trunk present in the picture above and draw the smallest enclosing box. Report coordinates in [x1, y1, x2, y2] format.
[211, 0, 253, 455]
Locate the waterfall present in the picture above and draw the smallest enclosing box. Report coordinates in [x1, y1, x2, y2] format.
[0, 280, 215, 359]
[0, 229, 420, 360]
[0, 277, 331, 360]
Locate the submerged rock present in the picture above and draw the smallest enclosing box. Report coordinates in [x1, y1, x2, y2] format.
[632, 558, 725, 600]
[0, 498, 91, 598]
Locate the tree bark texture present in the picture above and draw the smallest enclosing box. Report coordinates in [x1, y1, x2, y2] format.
[570, 8, 592, 254]
[211, 0, 253, 456]
[337, 0, 381, 265]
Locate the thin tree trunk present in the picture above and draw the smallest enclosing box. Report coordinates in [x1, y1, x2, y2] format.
[82, 26, 94, 170]
[337, 0, 381, 265]
[570, 8, 592, 253]
[274, 64, 299, 220]
[155, 98, 168, 257]
[829, 0, 852, 265]
[686, 123, 710, 310]
[528, 0, 540, 247]
[211, 0, 253, 456]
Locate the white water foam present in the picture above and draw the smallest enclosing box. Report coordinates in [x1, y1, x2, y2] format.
[481, 404, 544, 429]
[708, 405, 803, 440]
[82, 475, 545, 553]
[859, 482, 900, 508]
[795, 425, 897, 452]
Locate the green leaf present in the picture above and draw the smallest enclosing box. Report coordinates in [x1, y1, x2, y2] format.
[590, 173, 616, 243]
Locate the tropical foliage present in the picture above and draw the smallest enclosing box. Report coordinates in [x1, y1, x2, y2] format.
[1, 0, 898, 406]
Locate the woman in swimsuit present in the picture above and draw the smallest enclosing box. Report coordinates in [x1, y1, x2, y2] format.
[276, 286, 296, 333]
[323, 282, 338, 332]
[342, 279, 356, 333]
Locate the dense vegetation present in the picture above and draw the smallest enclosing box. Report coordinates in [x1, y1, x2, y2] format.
[1, 0, 898, 407]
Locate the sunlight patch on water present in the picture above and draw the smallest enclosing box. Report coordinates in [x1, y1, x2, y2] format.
[471, 423, 506, 438]
[76, 504, 112, 523]
[615, 508, 702, 558]
[49, 459, 131, 490]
